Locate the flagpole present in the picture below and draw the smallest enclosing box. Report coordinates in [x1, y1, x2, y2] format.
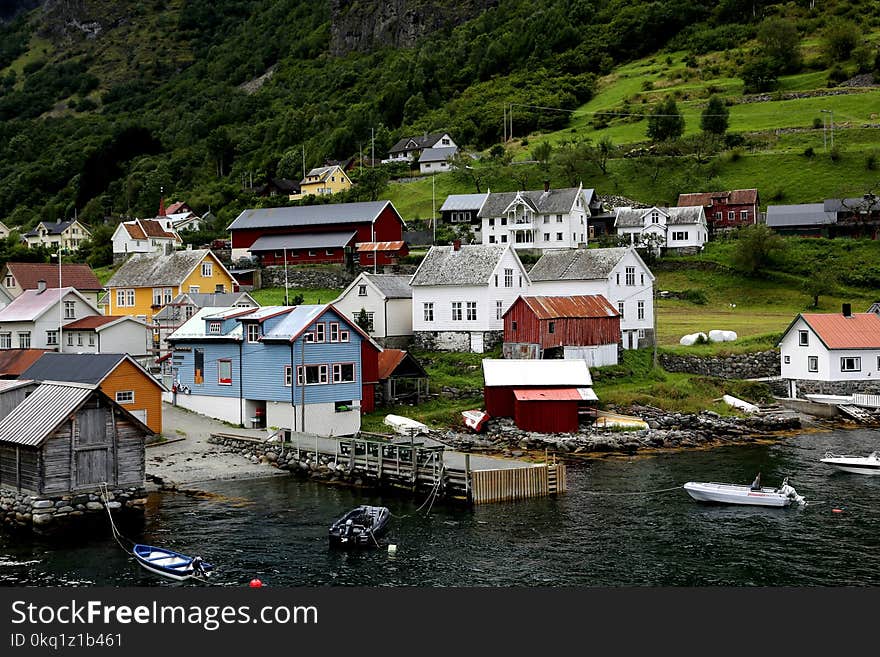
[284, 247, 289, 305]
[57, 246, 63, 352]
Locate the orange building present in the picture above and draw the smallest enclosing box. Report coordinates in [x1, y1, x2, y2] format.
[21, 352, 166, 434]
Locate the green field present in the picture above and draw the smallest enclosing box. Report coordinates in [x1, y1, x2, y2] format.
[250, 287, 342, 306]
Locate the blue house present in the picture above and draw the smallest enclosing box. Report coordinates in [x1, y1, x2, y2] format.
[167, 305, 380, 436]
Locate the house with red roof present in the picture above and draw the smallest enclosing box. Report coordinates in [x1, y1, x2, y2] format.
[0, 262, 104, 307]
[62, 315, 152, 358]
[111, 218, 182, 261]
[677, 188, 759, 232]
[778, 304, 880, 398]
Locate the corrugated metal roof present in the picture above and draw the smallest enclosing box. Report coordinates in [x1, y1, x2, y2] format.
[0, 382, 96, 446]
[410, 245, 509, 286]
[528, 247, 628, 281]
[766, 203, 836, 227]
[378, 349, 407, 380]
[262, 305, 327, 340]
[678, 189, 758, 207]
[167, 307, 243, 340]
[0, 350, 51, 377]
[482, 359, 592, 387]
[234, 306, 294, 323]
[520, 295, 619, 319]
[513, 387, 597, 401]
[249, 232, 357, 251]
[418, 146, 457, 162]
[801, 313, 880, 349]
[439, 193, 488, 213]
[614, 206, 705, 227]
[227, 201, 393, 231]
[21, 353, 125, 384]
[0, 287, 85, 322]
[356, 241, 405, 252]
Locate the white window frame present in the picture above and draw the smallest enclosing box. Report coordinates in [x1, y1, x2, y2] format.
[466, 301, 477, 321]
[358, 285, 367, 297]
[208, 322, 222, 335]
[423, 302, 434, 322]
[18, 332, 30, 349]
[798, 331, 809, 346]
[808, 356, 818, 372]
[46, 330, 58, 346]
[0, 333, 10, 349]
[218, 359, 233, 385]
[64, 301, 76, 319]
[451, 302, 463, 321]
[637, 300, 645, 320]
[298, 364, 329, 385]
[247, 323, 260, 343]
[115, 390, 135, 404]
[332, 362, 356, 383]
[626, 267, 635, 286]
[201, 262, 213, 277]
[840, 357, 861, 372]
[496, 300, 503, 320]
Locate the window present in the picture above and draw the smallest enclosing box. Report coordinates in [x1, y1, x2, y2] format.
[494, 274, 498, 287]
[18, 332, 30, 349]
[489, 235, 496, 244]
[298, 364, 328, 385]
[315, 323, 326, 343]
[194, 349, 204, 384]
[618, 302, 625, 319]
[616, 273, 620, 285]
[330, 323, 340, 342]
[798, 331, 809, 346]
[511, 321, 517, 331]
[548, 321, 555, 334]
[64, 301, 76, 319]
[358, 285, 367, 296]
[284, 366, 292, 387]
[335, 400, 354, 413]
[715, 211, 722, 220]
[504, 269, 513, 288]
[840, 357, 861, 372]
[518, 276, 523, 287]
[556, 214, 563, 223]
[556, 232, 563, 241]
[423, 303, 434, 322]
[638, 328, 646, 338]
[116, 289, 135, 307]
[325, 249, 334, 256]
[641, 273, 645, 285]
[339, 330, 350, 342]
[201, 262, 213, 277]
[126, 289, 135, 307]
[189, 286, 200, 293]
[67, 333, 74, 346]
[466, 302, 477, 321]
[164, 288, 174, 303]
[153, 288, 163, 306]
[651, 210, 660, 224]
[218, 359, 233, 385]
[784, 355, 791, 364]
[544, 233, 550, 241]
[500, 235, 507, 243]
[496, 300, 503, 320]
[672, 231, 688, 241]
[115, 391, 134, 404]
[741, 210, 749, 221]
[0, 333, 10, 349]
[46, 330, 58, 346]
[543, 216, 549, 224]
[333, 363, 355, 383]
[451, 302, 463, 321]
[208, 322, 222, 335]
[489, 218, 495, 227]
[4, 275, 12, 288]
[184, 306, 195, 319]
[626, 267, 635, 286]
[247, 324, 260, 343]
[89, 333, 95, 347]
[77, 333, 83, 346]
[637, 300, 645, 320]
[807, 356, 818, 372]
[501, 217, 507, 226]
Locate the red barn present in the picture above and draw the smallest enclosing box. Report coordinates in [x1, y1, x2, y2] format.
[228, 201, 406, 266]
[678, 189, 759, 232]
[513, 388, 598, 433]
[503, 295, 620, 366]
[481, 359, 593, 419]
[248, 232, 357, 266]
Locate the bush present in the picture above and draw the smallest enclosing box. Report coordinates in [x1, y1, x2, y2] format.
[682, 289, 708, 305]
[829, 145, 843, 162]
[827, 65, 849, 86]
[741, 58, 778, 94]
[824, 19, 861, 63]
[866, 151, 877, 171]
[812, 117, 823, 129]
[803, 146, 815, 158]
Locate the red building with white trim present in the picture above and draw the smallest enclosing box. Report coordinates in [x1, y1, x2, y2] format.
[678, 189, 759, 231]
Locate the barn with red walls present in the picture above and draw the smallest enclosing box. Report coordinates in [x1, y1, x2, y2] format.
[481, 359, 594, 420]
[503, 295, 620, 352]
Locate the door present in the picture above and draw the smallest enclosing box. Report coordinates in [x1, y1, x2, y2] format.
[75, 407, 112, 488]
[470, 332, 484, 354]
[131, 409, 147, 425]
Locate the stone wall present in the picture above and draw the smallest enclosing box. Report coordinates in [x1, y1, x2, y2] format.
[260, 266, 355, 290]
[791, 379, 880, 397]
[659, 350, 780, 379]
[413, 330, 502, 353]
[0, 486, 147, 532]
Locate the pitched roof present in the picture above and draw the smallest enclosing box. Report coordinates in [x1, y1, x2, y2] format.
[139, 219, 178, 239]
[0, 349, 51, 378]
[261, 305, 327, 340]
[167, 307, 243, 340]
[356, 241, 406, 252]
[482, 359, 593, 387]
[614, 206, 705, 227]
[798, 313, 880, 349]
[0, 381, 97, 446]
[227, 201, 398, 231]
[124, 222, 147, 239]
[678, 189, 758, 207]
[418, 146, 457, 163]
[410, 245, 509, 286]
[5, 262, 102, 291]
[24, 220, 74, 237]
[389, 132, 449, 154]
[824, 197, 880, 213]
[478, 187, 591, 218]
[362, 273, 412, 299]
[766, 203, 836, 227]
[300, 165, 347, 184]
[21, 352, 125, 385]
[165, 202, 191, 215]
[0, 287, 91, 322]
[249, 232, 357, 251]
[378, 349, 407, 380]
[106, 250, 222, 287]
[439, 193, 488, 213]
[516, 295, 619, 319]
[528, 247, 629, 282]
[153, 292, 258, 321]
[62, 315, 141, 330]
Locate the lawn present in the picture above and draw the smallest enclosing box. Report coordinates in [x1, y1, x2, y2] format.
[250, 287, 343, 305]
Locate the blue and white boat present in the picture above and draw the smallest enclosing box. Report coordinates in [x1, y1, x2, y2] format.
[133, 544, 213, 581]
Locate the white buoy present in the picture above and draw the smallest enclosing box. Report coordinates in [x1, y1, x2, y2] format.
[387, 544, 397, 555]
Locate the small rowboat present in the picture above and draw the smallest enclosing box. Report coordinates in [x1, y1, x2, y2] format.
[462, 410, 490, 432]
[820, 451, 880, 475]
[329, 505, 391, 548]
[683, 478, 805, 507]
[133, 544, 213, 581]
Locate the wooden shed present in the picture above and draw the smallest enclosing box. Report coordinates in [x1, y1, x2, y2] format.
[482, 359, 594, 418]
[513, 387, 598, 433]
[0, 381, 151, 495]
[377, 349, 428, 404]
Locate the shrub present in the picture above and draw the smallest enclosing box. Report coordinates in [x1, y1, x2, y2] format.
[769, 188, 785, 201]
[682, 289, 708, 305]
[812, 117, 823, 129]
[824, 19, 860, 63]
[866, 151, 877, 171]
[803, 146, 815, 158]
[829, 145, 842, 162]
[827, 64, 849, 86]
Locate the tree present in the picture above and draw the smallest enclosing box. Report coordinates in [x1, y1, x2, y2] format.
[532, 141, 552, 164]
[356, 308, 371, 333]
[592, 135, 614, 175]
[701, 96, 729, 137]
[757, 17, 802, 73]
[731, 224, 785, 275]
[448, 152, 491, 193]
[350, 166, 389, 201]
[802, 267, 837, 308]
[647, 97, 684, 142]
[824, 19, 861, 63]
[741, 58, 778, 94]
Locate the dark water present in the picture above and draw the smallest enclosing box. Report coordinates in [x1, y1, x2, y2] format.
[2, 427, 879, 587]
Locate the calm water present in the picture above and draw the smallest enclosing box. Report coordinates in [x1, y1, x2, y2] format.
[2, 427, 879, 587]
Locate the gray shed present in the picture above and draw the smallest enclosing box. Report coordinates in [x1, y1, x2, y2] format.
[0, 381, 151, 495]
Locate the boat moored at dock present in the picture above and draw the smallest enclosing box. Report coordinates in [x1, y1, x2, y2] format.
[820, 451, 880, 475]
[683, 478, 805, 507]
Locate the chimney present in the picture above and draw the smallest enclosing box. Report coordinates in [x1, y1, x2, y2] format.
[842, 303, 852, 317]
[452, 239, 461, 251]
[36, 279, 46, 293]
[544, 180, 550, 193]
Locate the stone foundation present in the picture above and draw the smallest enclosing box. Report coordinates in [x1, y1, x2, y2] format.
[660, 350, 780, 379]
[376, 335, 414, 350]
[0, 486, 147, 533]
[413, 330, 502, 353]
[789, 379, 880, 398]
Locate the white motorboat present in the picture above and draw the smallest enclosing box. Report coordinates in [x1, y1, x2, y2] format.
[683, 478, 805, 507]
[820, 451, 880, 475]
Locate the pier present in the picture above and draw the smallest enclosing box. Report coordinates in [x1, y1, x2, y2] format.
[208, 431, 566, 505]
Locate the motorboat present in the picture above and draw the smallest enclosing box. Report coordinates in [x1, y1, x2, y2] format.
[683, 478, 805, 507]
[384, 414, 429, 436]
[461, 410, 490, 432]
[329, 505, 391, 548]
[132, 544, 213, 581]
[820, 451, 880, 475]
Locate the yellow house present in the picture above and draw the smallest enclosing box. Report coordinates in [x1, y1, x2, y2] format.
[290, 165, 352, 200]
[103, 249, 236, 322]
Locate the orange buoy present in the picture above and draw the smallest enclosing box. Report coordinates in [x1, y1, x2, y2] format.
[249, 578, 263, 588]
[832, 509, 843, 513]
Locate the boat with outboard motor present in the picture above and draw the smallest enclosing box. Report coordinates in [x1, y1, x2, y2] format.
[329, 505, 391, 547]
[820, 451, 880, 475]
[683, 477, 806, 507]
[132, 544, 213, 581]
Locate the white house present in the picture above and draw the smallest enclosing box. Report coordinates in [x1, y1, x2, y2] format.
[164, 202, 207, 232]
[58, 315, 152, 358]
[23, 220, 91, 252]
[528, 247, 655, 350]
[384, 132, 457, 164]
[333, 273, 413, 348]
[478, 184, 596, 251]
[410, 242, 530, 353]
[778, 306, 880, 398]
[112, 218, 182, 259]
[614, 206, 708, 253]
[0, 286, 102, 351]
[418, 146, 458, 174]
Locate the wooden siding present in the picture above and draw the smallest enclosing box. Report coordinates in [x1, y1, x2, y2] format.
[484, 386, 515, 418]
[232, 225, 374, 250]
[101, 358, 163, 434]
[471, 463, 566, 504]
[0, 383, 37, 420]
[503, 297, 620, 349]
[514, 398, 579, 433]
[0, 444, 39, 492]
[257, 247, 348, 266]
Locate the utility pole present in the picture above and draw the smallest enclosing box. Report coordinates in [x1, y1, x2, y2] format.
[821, 109, 834, 150]
[284, 247, 289, 305]
[508, 103, 513, 141]
[503, 104, 507, 143]
[371, 127, 375, 167]
[432, 174, 436, 244]
[302, 145, 306, 178]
